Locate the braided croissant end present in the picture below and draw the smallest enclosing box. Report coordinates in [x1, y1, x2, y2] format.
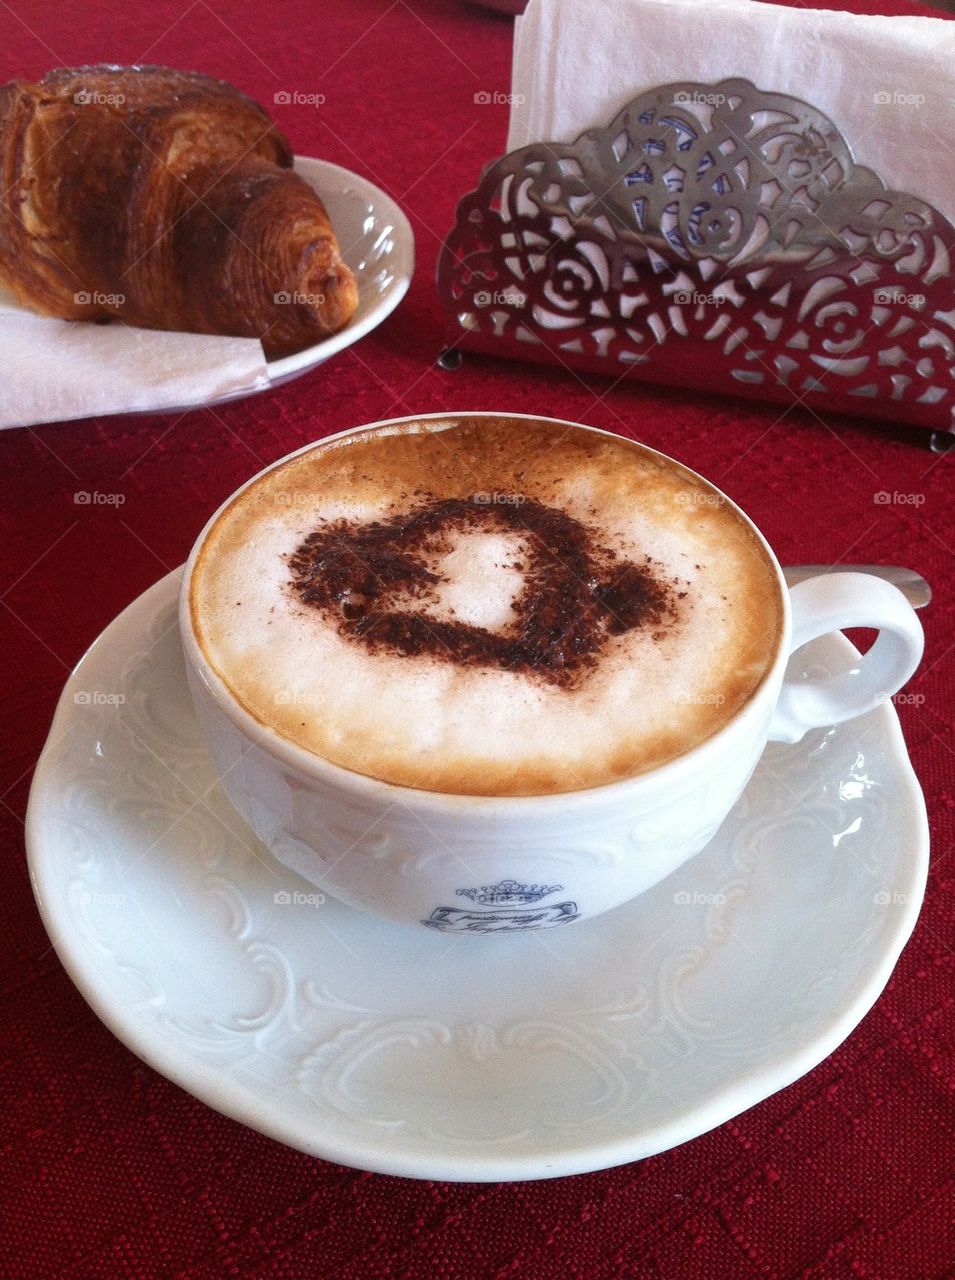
[0, 65, 359, 356]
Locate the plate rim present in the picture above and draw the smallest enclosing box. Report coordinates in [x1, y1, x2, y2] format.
[25, 569, 930, 1182]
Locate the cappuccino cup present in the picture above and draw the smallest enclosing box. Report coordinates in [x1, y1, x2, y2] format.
[179, 413, 924, 933]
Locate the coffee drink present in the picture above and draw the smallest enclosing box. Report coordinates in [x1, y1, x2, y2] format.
[188, 415, 783, 795]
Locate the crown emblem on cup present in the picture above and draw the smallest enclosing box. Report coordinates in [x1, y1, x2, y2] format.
[456, 879, 563, 906]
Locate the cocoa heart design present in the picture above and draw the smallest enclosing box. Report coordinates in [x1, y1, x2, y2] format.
[288, 496, 678, 686]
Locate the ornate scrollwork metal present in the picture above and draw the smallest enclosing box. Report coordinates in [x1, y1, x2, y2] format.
[437, 78, 955, 431]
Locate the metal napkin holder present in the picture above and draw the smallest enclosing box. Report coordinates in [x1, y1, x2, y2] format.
[437, 79, 955, 435]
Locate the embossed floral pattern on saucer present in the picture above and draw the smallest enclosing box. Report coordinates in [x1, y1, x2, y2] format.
[26, 571, 928, 1182]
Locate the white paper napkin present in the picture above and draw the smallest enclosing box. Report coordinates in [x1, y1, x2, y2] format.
[0, 287, 270, 429]
[508, 0, 955, 226]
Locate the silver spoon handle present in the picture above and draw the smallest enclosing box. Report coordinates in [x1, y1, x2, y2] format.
[782, 564, 931, 610]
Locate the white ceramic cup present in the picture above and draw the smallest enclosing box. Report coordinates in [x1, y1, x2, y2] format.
[179, 414, 924, 934]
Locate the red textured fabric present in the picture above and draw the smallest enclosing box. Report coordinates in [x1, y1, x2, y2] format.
[1, 1, 953, 1277]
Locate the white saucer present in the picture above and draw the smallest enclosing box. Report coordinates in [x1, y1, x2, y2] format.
[26, 571, 928, 1182]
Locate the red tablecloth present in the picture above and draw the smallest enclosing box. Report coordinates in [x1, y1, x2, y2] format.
[2, 1, 953, 1276]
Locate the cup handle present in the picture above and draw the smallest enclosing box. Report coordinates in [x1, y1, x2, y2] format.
[769, 571, 924, 744]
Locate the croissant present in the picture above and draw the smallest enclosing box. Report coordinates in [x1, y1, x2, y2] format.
[0, 66, 358, 356]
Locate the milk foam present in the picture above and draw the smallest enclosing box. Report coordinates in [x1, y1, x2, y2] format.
[423, 529, 525, 631]
[189, 417, 783, 795]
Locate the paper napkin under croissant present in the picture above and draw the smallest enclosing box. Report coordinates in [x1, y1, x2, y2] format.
[0, 287, 269, 430]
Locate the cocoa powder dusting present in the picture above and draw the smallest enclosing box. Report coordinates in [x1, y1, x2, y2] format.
[288, 496, 680, 686]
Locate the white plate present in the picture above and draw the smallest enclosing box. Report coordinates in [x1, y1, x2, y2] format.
[26, 571, 928, 1182]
